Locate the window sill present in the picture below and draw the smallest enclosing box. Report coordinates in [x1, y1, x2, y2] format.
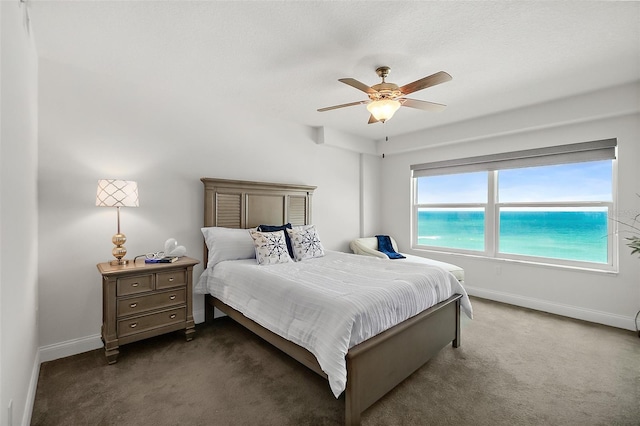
[411, 246, 619, 276]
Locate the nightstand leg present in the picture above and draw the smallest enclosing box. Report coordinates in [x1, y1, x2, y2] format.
[184, 326, 195, 341]
[105, 347, 119, 364]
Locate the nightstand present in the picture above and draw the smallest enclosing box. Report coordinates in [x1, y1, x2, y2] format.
[97, 256, 200, 364]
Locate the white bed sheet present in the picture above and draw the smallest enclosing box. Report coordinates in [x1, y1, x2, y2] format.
[195, 250, 473, 397]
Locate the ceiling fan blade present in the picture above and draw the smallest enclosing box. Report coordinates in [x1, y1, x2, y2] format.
[339, 78, 378, 94]
[399, 71, 452, 95]
[317, 100, 369, 112]
[368, 114, 379, 124]
[400, 98, 447, 112]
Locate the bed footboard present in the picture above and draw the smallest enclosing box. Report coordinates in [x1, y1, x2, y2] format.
[344, 295, 462, 425]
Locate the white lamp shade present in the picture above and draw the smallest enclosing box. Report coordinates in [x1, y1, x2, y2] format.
[96, 179, 139, 207]
[366, 99, 401, 122]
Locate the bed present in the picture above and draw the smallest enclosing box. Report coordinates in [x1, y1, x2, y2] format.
[197, 178, 472, 425]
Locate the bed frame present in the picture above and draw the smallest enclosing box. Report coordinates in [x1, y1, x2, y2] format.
[201, 177, 462, 425]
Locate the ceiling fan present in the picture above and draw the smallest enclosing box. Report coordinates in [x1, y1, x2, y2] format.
[317, 66, 452, 124]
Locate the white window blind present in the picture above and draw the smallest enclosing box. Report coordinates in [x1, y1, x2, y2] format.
[411, 139, 617, 177]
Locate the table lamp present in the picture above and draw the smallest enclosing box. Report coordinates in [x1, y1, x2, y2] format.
[96, 179, 139, 265]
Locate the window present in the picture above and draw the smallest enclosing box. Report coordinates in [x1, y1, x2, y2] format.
[411, 139, 617, 269]
[416, 172, 486, 251]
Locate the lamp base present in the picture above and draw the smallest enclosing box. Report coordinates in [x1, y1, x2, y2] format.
[111, 233, 128, 266]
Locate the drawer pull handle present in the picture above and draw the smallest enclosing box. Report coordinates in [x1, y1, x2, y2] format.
[130, 323, 138, 328]
[168, 277, 175, 282]
[169, 295, 176, 300]
[131, 282, 139, 287]
[130, 303, 138, 308]
[169, 314, 177, 319]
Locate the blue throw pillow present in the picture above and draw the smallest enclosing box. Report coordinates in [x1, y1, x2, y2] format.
[257, 223, 294, 258]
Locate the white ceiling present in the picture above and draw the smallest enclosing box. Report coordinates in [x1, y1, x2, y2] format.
[27, 0, 640, 141]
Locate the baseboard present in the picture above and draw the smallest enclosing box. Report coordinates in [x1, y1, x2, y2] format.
[39, 334, 103, 363]
[21, 350, 40, 426]
[39, 310, 208, 364]
[465, 285, 636, 331]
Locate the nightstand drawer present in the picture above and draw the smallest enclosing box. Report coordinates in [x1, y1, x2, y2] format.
[116, 288, 186, 317]
[117, 307, 186, 338]
[117, 274, 154, 296]
[156, 270, 187, 289]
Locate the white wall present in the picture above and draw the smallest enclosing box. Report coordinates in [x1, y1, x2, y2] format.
[360, 153, 383, 238]
[378, 83, 640, 330]
[36, 58, 377, 359]
[0, 2, 40, 425]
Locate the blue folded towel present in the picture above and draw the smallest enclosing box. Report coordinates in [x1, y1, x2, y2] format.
[375, 235, 406, 259]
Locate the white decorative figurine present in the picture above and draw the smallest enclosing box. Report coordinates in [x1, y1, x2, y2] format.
[164, 238, 186, 257]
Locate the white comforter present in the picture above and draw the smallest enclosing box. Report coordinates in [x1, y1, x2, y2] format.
[195, 251, 473, 397]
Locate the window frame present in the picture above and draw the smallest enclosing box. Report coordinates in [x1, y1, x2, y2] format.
[410, 141, 618, 272]
[412, 170, 490, 254]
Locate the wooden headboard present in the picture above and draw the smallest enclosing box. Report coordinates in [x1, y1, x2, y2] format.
[201, 177, 317, 265]
[201, 178, 316, 229]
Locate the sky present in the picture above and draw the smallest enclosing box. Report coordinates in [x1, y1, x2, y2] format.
[417, 160, 613, 204]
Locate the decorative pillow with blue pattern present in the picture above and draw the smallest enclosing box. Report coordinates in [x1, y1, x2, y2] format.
[249, 229, 292, 265]
[287, 225, 325, 261]
[257, 223, 294, 258]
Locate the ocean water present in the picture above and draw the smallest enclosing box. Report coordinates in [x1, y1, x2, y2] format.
[417, 210, 609, 263]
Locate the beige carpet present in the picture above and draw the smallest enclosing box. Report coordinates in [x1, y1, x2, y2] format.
[31, 297, 640, 425]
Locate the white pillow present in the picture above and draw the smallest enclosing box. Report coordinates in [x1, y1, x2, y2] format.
[249, 229, 292, 265]
[201, 227, 256, 269]
[286, 225, 325, 261]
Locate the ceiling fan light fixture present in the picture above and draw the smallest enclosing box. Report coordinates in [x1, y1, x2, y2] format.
[366, 99, 401, 123]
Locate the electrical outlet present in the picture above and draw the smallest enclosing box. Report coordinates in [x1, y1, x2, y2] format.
[8, 399, 13, 426]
